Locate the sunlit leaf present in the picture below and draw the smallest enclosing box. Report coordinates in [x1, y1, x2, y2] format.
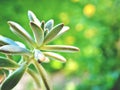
[8, 21, 35, 46]
[42, 57, 50, 63]
[43, 23, 64, 44]
[41, 45, 80, 52]
[43, 52, 66, 62]
[28, 10, 41, 26]
[55, 26, 69, 39]
[30, 22, 44, 46]
[0, 45, 31, 55]
[1, 63, 27, 90]
[0, 35, 18, 46]
[0, 57, 18, 68]
[15, 41, 26, 48]
[45, 19, 54, 31]
[27, 68, 41, 87]
[34, 61, 51, 90]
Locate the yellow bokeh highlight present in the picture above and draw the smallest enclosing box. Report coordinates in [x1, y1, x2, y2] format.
[71, 0, 80, 3]
[83, 46, 100, 56]
[65, 36, 75, 45]
[83, 4, 96, 17]
[59, 12, 70, 24]
[84, 28, 97, 39]
[51, 61, 63, 69]
[65, 60, 79, 74]
[75, 23, 84, 32]
[83, 46, 94, 56]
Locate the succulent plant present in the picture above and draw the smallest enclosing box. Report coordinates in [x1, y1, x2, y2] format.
[0, 10, 79, 90]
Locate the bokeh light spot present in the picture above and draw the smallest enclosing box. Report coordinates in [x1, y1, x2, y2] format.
[71, 0, 80, 3]
[75, 23, 84, 32]
[51, 61, 63, 69]
[83, 4, 96, 17]
[59, 12, 70, 24]
[65, 60, 79, 74]
[84, 28, 97, 39]
[65, 36, 75, 45]
[65, 82, 76, 90]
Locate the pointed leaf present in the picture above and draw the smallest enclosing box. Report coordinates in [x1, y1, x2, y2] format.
[8, 21, 35, 46]
[45, 19, 54, 31]
[15, 41, 26, 48]
[1, 63, 27, 90]
[0, 35, 18, 46]
[28, 10, 41, 26]
[0, 57, 18, 68]
[42, 57, 50, 63]
[41, 45, 80, 52]
[30, 22, 44, 46]
[0, 45, 31, 55]
[43, 52, 66, 62]
[34, 60, 51, 90]
[44, 23, 64, 44]
[55, 26, 69, 39]
[34, 49, 46, 63]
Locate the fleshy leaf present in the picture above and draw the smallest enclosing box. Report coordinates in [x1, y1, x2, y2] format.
[1, 63, 27, 90]
[55, 26, 69, 39]
[0, 57, 18, 69]
[43, 23, 64, 44]
[41, 45, 80, 52]
[0, 35, 18, 46]
[15, 41, 26, 48]
[30, 22, 44, 46]
[28, 10, 41, 26]
[45, 19, 54, 31]
[42, 57, 50, 63]
[34, 49, 46, 63]
[43, 52, 66, 62]
[0, 45, 31, 55]
[34, 60, 51, 90]
[8, 21, 35, 46]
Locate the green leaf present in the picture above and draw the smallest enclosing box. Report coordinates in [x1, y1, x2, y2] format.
[54, 26, 69, 39]
[30, 22, 44, 46]
[43, 23, 64, 44]
[28, 10, 41, 26]
[15, 41, 26, 48]
[0, 35, 18, 46]
[45, 19, 54, 31]
[41, 45, 80, 52]
[34, 60, 52, 90]
[43, 52, 66, 62]
[0, 57, 18, 69]
[1, 63, 27, 90]
[8, 21, 35, 46]
[0, 45, 31, 55]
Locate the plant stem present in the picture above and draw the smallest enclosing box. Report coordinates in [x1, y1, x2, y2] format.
[34, 59, 51, 90]
[27, 68, 41, 88]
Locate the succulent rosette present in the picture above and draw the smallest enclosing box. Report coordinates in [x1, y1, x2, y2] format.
[0, 11, 79, 90]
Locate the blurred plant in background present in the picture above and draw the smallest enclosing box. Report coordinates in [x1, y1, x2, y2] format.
[0, 0, 120, 90]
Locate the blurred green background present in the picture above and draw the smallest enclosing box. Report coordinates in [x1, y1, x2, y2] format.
[0, 0, 120, 90]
